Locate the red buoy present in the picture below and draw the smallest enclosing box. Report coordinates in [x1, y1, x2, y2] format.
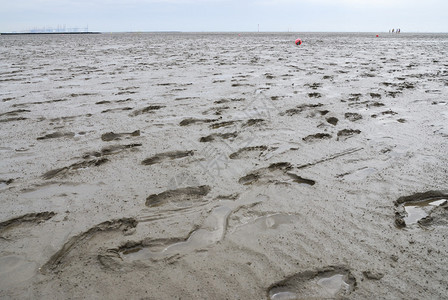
[376, 34, 379, 37]
[295, 38, 302, 46]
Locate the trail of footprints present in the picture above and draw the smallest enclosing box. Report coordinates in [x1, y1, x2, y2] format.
[2, 42, 445, 298]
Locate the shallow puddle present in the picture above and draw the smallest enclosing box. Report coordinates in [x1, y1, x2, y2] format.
[403, 199, 447, 225]
[235, 214, 298, 232]
[316, 274, 351, 297]
[122, 206, 231, 261]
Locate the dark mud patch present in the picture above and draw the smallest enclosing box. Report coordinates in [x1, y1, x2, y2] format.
[0, 212, 55, 236]
[367, 101, 385, 107]
[282, 104, 323, 116]
[345, 112, 363, 122]
[243, 118, 265, 127]
[363, 270, 384, 280]
[369, 93, 382, 99]
[239, 162, 314, 186]
[0, 109, 31, 117]
[175, 97, 200, 101]
[387, 91, 401, 98]
[381, 110, 398, 116]
[101, 130, 140, 142]
[326, 117, 339, 126]
[12, 99, 67, 107]
[142, 150, 194, 165]
[238, 173, 261, 185]
[179, 117, 220, 126]
[0, 179, 14, 187]
[229, 146, 268, 159]
[145, 185, 211, 207]
[0, 117, 28, 123]
[308, 92, 322, 98]
[267, 265, 356, 300]
[101, 107, 133, 113]
[200, 132, 238, 142]
[305, 83, 322, 90]
[130, 105, 165, 116]
[210, 121, 238, 129]
[337, 129, 361, 141]
[84, 143, 142, 158]
[43, 143, 141, 179]
[40, 218, 138, 274]
[286, 173, 316, 186]
[42, 158, 109, 180]
[303, 133, 332, 142]
[37, 132, 75, 140]
[394, 191, 448, 228]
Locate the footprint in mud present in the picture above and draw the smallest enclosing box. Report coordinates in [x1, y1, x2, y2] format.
[145, 185, 211, 207]
[37, 132, 75, 140]
[344, 112, 363, 122]
[239, 162, 315, 186]
[0, 212, 56, 238]
[40, 218, 138, 274]
[305, 82, 322, 90]
[326, 117, 339, 126]
[42, 143, 142, 179]
[130, 105, 165, 116]
[267, 266, 356, 300]
[0, 179, 14, 188]
[337, 129, 361, 141]
[243, 118, 265, 127]
[101, 107, 133, 114]
[199, 132, 238, 142]
[229, 146, 268, 159]
[0, 109, 30, 123]
[142, 150, 194, 165]
[281, 104, 323, 116]
[302, 133, 332, 143]
[369, 93, 382, 99]
[308, 92, 322, 98]
[209, 120, 238, 129]
[109, 206, 232, 264]
[179, 117, 221, 126]
[394, 191, 448, 228]
[101, 130, 140, 141]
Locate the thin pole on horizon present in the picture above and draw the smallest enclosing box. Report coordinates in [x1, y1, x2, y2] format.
[258, 24, 259, 32]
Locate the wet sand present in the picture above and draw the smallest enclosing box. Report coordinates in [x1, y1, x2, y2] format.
[0, 32, 447, 299]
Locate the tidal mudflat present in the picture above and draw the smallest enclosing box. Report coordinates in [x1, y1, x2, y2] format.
[1, 32, 447, 299]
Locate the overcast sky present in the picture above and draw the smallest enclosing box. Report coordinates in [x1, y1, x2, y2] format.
[1, 0, 447, 33]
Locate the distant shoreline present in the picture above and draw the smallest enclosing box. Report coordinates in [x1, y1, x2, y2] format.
[0, 32, 101, 35]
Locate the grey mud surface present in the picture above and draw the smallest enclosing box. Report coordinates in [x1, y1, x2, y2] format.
[1, 32, 447, 299]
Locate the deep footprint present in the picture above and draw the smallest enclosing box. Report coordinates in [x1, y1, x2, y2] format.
[41, 218, 137, 273]
[146, 185, 211, 207]
[394, 191, 448, 228]
[0, 212, 56, 236]
[267, 265, 356, 300]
